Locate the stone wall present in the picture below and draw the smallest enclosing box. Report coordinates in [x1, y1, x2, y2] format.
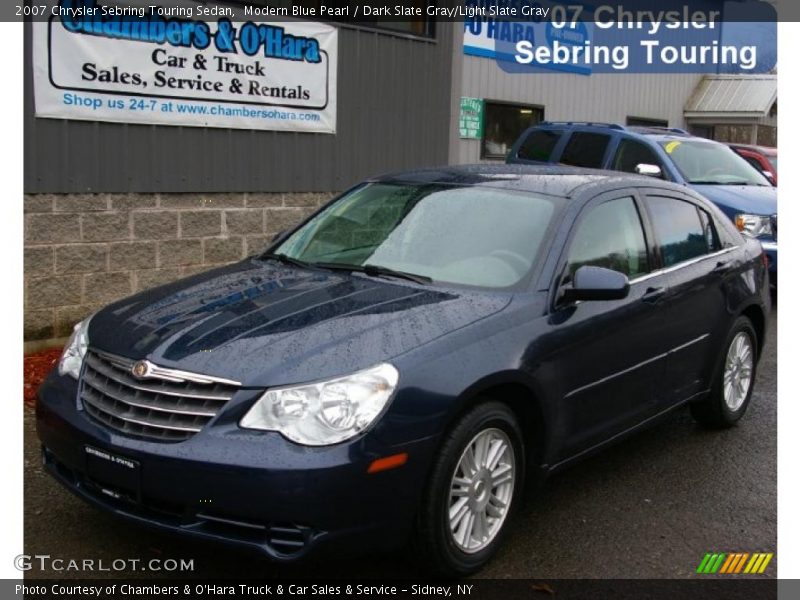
[24, 192, 335, 343]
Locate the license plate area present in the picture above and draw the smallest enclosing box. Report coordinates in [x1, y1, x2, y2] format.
[84, 445, 141, 503]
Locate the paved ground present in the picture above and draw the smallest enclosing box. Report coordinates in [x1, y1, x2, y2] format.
[23, 309, 776, 579]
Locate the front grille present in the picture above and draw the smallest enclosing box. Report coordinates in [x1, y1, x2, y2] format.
[80, 350, 240, 442]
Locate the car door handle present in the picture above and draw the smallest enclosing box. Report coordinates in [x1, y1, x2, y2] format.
[641, 286, 666, 303]
[712, 260, 731, 275]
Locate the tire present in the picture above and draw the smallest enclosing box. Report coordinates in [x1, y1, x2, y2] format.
[691, 316, 758, 428]
[414, 401, 525, 576]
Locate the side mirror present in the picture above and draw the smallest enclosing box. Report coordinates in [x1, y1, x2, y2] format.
[562, 266, 630, 303]
[635, 163, 663, 178]
[762, 170, 776, 185]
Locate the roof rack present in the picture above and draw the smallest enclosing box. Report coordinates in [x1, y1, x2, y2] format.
[628, 126, 690, 135]
[539, 121, 626, 131]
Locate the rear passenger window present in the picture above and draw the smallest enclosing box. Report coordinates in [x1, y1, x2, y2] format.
[560, 133, 611, 168]
[518, 129, 564, 161]
[612, 139, 664, 177]
[567, 197, 649, 279]
[647, 197, 715, 267]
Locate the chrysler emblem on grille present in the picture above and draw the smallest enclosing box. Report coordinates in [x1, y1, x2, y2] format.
[131, 360, 151, 379]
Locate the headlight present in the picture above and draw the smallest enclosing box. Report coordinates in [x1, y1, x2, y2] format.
[240, 364, 399, 446]
[735, 214, 773, 237]
[58, 317, 92, 379]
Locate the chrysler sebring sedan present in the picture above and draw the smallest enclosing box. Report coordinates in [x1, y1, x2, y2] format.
[37, 165, 769, 575]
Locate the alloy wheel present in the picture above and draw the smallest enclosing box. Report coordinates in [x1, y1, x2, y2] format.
[447, 427, 515, 554]
[723, 331, 754, 412]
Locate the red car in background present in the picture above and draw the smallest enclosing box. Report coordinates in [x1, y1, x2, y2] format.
[729, 144, 778, 186]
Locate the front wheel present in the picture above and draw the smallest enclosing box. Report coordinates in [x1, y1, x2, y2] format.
[413, 402, 525, 576]
[691, 316, 758, 428]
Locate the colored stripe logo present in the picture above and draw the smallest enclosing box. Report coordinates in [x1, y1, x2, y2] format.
[697, 552, 774, 574]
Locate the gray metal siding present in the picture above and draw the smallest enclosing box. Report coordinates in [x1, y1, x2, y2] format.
[25, 22, 455, 193]
[458, 54, 703, 164]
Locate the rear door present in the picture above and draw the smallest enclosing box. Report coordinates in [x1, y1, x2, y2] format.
[544, 190, 672, 461]
[641, 191, 740, 406]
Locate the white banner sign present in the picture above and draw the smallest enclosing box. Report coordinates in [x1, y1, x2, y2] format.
[33, 1, 338, 132]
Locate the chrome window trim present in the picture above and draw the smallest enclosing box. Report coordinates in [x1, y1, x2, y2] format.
[629, 247, 738, 285]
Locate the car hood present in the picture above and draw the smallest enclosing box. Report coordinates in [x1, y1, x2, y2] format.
[88, 259, 511, 387]
[690, 184, 777, 216]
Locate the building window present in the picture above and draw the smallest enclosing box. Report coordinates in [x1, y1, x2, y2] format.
[482, 103, 544, 160]
[688, 125, 714, 140]
[626, 116, 669, 128]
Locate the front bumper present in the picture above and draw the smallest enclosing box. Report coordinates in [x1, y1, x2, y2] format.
[36, 371, 437, 561]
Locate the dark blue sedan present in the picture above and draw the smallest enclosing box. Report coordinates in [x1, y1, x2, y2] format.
[37, 165, 770, 575]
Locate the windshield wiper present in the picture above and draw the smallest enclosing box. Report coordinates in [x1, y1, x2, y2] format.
[261, 256, 432, 284]
[261, 252, 313, 269]
[691, 179, 765, 186]
[306, 262, 431, 284]
[362, 264, 432, 284]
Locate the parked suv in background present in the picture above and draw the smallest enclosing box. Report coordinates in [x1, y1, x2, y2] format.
[729, 144, 778, 186]
[507, 123, 778, 284]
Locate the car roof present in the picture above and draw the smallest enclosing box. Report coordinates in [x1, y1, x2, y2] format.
[372, 163, 679, 198]
[530, 121, 717, 145]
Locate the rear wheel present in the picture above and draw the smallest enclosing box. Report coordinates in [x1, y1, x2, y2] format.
[691, 317, 758, 428]
[414, 401, 524, 576]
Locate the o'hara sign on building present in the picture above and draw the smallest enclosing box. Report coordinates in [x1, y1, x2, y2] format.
[33, 0, 338, 132]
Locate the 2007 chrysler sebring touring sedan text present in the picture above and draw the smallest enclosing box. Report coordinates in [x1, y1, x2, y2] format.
[37, 165, 770, 575]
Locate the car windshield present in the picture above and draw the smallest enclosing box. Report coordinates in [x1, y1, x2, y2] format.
[661, 140, 771, 186]
[271, 182, 557, 289]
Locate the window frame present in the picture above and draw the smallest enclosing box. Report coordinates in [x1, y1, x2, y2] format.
[642, 193, 730, 271]
[550, 190, 654, 308]
[481, 100, 545, 161]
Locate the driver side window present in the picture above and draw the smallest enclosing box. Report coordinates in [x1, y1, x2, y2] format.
[567, 197, 649, 280]
[612, 139, 665, 177]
